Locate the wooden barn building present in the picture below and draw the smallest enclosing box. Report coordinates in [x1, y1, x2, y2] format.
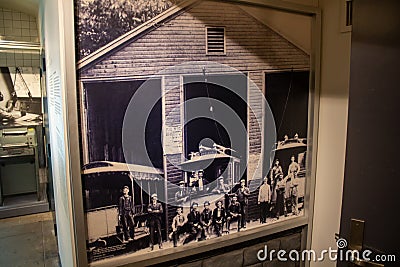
[77, 0, 310, 238]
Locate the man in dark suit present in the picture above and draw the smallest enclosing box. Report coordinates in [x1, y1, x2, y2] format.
[227, 194, 242, 232]
[170, 207, 187, 247]
[183, 202, 202, 244]
[235, 179, 250, 228]
[118, 185, 135, 243]
[147, 193, 163, 250]
[200, 201, 213, 239]
[213, 200, 226, 237]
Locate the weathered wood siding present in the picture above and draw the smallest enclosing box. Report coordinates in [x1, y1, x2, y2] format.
[80, 1, 308, 79]
[163, 75, 184, 224]
[248, 71, 263, 182]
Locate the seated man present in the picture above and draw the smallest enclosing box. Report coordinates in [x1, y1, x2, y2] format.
[189, 171, 199, 192]
[227, 194, 242, 232]
[170, 207, 187, 247]
[183, 202, 202, 244]
[175, 181, 189, 204]
[200, 201, 213, 239]
[212, 176, 230, 194]
[212, 200, 226, 237]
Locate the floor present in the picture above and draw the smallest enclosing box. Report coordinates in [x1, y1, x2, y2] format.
[0, 212, 60, 267]
[0, 193, 49, 219]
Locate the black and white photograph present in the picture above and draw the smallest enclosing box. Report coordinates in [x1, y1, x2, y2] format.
[76, 0, 311, 263]
[0, 67, 42, 127]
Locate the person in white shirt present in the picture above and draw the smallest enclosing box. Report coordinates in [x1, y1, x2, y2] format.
[258, 176, 271, 223]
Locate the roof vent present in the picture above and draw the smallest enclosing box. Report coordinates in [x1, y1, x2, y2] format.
[206, 27, 225, 55]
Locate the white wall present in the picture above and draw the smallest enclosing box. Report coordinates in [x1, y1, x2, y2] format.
[41, 0, 76, 266]
[310, 0, 351, 266]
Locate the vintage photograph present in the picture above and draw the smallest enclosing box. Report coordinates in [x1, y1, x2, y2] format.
[76, 0, 310, 263]
[0, 67, 42, 127]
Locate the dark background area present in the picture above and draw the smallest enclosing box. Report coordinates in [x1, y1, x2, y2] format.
[184, 74, 247, 181]
[264, 71, 309, 175]
[85, 79, 163, 168]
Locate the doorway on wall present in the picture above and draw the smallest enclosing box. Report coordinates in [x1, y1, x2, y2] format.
[84, 79, 163, 169]
[183, 74, 248, 184]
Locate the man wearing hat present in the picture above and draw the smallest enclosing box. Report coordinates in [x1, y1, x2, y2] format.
[170, 207, 187, 247]
[235, 179, 250, 228]
[275, 174, 286, 219]
[200, 201, 213, 239]
[175, 181, 189, 204]
[147, 193, 163, 250]
[258, 176, 272, 223]
[227, 194, 242, 232]
[118, 185, 135, 243]
[212, 200, 226, 237]
[183, 202, 202, 244]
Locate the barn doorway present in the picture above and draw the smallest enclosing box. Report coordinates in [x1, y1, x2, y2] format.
[183, 74, 248, 184]
[84, 79, 163, 169]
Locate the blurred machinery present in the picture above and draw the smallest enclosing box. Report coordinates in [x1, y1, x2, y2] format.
[0, 67, 47, 218]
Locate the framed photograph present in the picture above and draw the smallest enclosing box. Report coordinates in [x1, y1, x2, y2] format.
[75, 0, 318, 265]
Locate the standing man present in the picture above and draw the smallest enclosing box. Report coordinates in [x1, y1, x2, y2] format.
[198, 170, 205, 192]
[287, 155, 300, 214]
[258, 176, 272, 224]
[147, 193, 163, 250]
[118, 186, 135, 243]
[282, 156, 298, 215]
[275, 174, 286, 219]
[270, 159, 283, 185]
[270, 159, 283, 215]
[288, 155, 300, 178]
[170, 207, 187, 247]
[291, 175, 300, 215]
[200, 201, 213, 239]
[236, 179, 250, 228]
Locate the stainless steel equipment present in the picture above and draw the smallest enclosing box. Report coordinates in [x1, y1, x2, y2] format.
[0, 127, 37, 157]
[0, 126, 47, 218]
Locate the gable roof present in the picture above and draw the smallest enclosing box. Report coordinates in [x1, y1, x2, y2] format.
[77, 0, 198, 70]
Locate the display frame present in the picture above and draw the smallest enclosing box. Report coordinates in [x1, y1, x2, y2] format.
[70, 0, 322, 266]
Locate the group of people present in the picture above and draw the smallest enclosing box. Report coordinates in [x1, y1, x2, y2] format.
[118, 186, 163, 250]
[170, 178, 250, 247]
[118, 178, 251, 250]
[257, 155, 301, 223]
[175, 173, 232, 205]
[117, 155, 302, 250]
